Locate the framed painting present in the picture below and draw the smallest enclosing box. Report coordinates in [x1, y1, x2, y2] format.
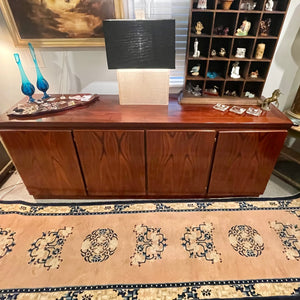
[0, 0, 123, 47]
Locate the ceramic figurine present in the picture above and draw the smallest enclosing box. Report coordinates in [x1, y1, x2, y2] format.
[235, 47, 246, 58]
[193, 38, 200, 57]
[207, 71, 218, 78]
[245, 91, 255, 98]
[255, 43, 265, 59]
[192, 84, 202, 96]
[230, 62, 241, 78]
[240, 0, 257, 10]
[249, 70, 259, 78]
[235, 20, 251, 36]
[265, 0, 274, 11]
[259, 18, 271, 36]
[190, 65, 200, 76]
[197, 0, 207, 9]
[258, 89, 281, 110]
[195, 21, 204, 34]
[211, 49, 217, 57]
[219, 48, 226, 57]
[223, 27, 229, 35]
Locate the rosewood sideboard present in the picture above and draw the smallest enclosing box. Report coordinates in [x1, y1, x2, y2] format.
[0, 95, 292, 199]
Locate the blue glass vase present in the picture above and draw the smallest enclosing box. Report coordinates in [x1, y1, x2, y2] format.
[28, 43, 50, 99]
[14, 53, 35, 103]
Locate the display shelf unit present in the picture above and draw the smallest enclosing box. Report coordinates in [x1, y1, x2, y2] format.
[182, 0, 290, 104]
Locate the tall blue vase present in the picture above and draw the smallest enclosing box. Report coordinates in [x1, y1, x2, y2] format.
[14, 53, 35, 103]
[28, 43, 50, 99]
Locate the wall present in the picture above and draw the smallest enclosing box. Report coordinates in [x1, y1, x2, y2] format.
[1, 0, 300, 114]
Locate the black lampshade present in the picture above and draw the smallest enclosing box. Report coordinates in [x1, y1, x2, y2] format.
[103, 19, 175, 69]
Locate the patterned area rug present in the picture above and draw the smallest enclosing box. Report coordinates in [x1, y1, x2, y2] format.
[0, 194, 300, 299]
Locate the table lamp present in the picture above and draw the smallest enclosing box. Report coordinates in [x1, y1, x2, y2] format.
[103, 19, 175, 105]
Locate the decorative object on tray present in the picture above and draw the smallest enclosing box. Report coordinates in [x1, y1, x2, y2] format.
[259, 18, 271, 36]
[190, 65, 200, 76]
[195, 21, 204, 34]
[258, 89, 281, 111]
[265, 0, 274, 11]
[246, 107, 262, 116]
[7, 94, 98, 118]
[28, 43, 50, 100]
[230, 62, 241, 79]
[255, 43, 265, 59]
[14, 53, 35, 103]
[249, 70, 259, 78]
[193, 38, 200, 57]
[219, 47, 226, 57]
[235, 20, 251, 36]
[235, 47, 246, 58]
[229, 106, 246, 114]
[213, 103, 230, 111]
[239, 0, 257, 10]
[197, 0, 207, 9]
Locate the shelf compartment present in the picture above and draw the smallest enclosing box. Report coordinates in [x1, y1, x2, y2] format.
[259, 14, 284, 37]
[227, 60, 249, 79]
[187, 60, 207, 78]
[214, 12, 237, 36]
[224, 81, 244, 97]
[236, 13, 261, 37]
[191, 12, 214, 35]
[231, 38, 254, 58]
[185, 79, 205, 96]
[243, 81, 264, 98]
[207, 60, 228, 78]
[248, 61, 271, 80]
[253, 39, 277, 59]
[211, 37, 233, 58]
[204, 80, 225, 96]
[189, 37, 210, 58]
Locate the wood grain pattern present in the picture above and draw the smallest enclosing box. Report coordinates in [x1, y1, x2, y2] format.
[208, 130, 288, 197]
[0, 130, 86, 197]
[146, 130, 216, 195]
[74, 130, 145, 196]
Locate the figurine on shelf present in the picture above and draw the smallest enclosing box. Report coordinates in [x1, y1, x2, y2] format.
[235, 47, 246, 58]
[265, 0, 274, 11]
[211, 49, 217, 57]
[249, 70, 259, 78]
[259, 18, 271, 36]
[204, 86, 219, 96]
[214, 25, 224, 35]
[235, 20, 251, 36]
[195, 21, 204, 34]
[255, 43, 265, 59]
[197, 0, 207, 9]
[192, 84, 202, 96]
[186, 82, 193, 93]
[239, 0, 257, 10]
[245, 91, 255, 98]
[190, 65, 200, 76]
[207, 71, 218, 78]
[258, 89, 281, 110]
[223, 27, 229, 35]
[193, 38, 200, 57]
[230, 62, 241, 78]
[219, 48, 226, 57]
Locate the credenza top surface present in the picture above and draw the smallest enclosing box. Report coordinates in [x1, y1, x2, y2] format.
[0, 94, 292, 130]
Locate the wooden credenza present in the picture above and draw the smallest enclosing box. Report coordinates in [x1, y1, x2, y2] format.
[0, 95, 292, 199]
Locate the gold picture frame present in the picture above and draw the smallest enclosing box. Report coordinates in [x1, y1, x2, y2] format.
[0, 0, 123, 47]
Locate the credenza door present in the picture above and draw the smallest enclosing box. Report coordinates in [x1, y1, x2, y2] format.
[0, 130, 86, 198]
[208, 130, 287, 197]
[146, 130, 216, 196]
[74, 130, 145, 196]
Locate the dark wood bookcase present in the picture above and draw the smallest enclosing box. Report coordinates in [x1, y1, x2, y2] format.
[182, 0, 290, 104]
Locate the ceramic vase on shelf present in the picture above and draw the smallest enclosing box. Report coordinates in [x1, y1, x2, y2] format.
[28, 42, 50, 99]
[221, 0, 233, 9]
[14, 53, 35, 103]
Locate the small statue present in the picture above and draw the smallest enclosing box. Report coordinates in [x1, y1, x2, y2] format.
[240, 0, 257, 10]
[259, 18, 271, 36]
[258, 89, 281, 110]
[195, 21, 204, 34]
[245, 91, 255, 98]
[230, 62, 240, 78]
[197, 0, 207, 9]
[223, 27, 229, 35]
[249, 70, 259, 78]
[190, 65, 200, 76]
[235, 47, 246, 58]
[192, 84, 202, 96]
[214, 25, 224, 35]
[265, 0, 274, 11]
[211, 49, 217, 57]
[235, 20, 251, 36]
[255, 43, 265, 59]
[193, 38, 200, 57]
[219, 47, 226, 57]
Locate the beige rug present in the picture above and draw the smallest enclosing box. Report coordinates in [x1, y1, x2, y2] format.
[0, 194, 300, 299]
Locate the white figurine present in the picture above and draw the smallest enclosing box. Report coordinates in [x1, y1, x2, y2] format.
[197, 0, 207, 9]
[190, 65, 200, 76]
[265, 0, 273, 11]
[231, 62, 241, 79]
[235, 48, 246, 58]
[193, 38, 200, 57]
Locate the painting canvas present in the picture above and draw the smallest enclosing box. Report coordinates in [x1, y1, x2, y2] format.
[0, 0, 123, 47]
